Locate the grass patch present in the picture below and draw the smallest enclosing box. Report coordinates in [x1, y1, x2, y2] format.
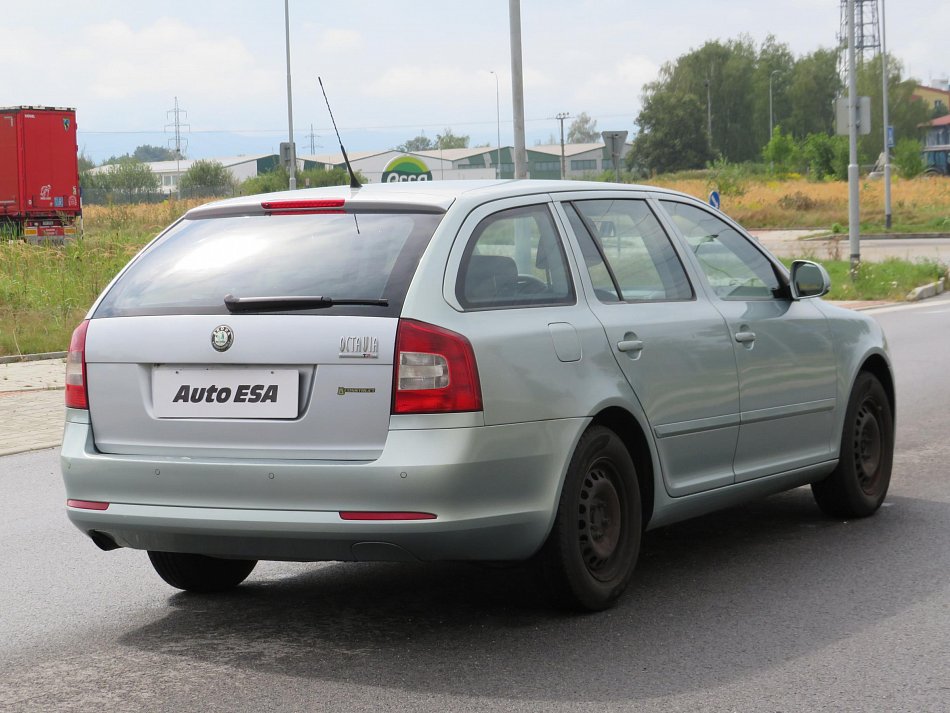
[0, 201, 201, 356]
[783, 257, 946, 301]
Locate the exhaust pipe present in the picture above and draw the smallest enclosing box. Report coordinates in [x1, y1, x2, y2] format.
[88, 530, 121, 552]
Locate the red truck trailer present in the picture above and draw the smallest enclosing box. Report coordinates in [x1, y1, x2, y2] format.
[0, 106, 81, 240]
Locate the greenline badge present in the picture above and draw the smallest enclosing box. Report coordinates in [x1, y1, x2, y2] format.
[381, 156, 433, 183]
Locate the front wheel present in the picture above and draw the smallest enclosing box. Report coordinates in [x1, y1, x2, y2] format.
[812, 372, 894, 518]
[539, 425, 642, 611]
[148, 551, 257, 593]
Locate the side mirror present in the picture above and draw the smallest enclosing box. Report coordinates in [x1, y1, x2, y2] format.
[790, 260, 831, 299]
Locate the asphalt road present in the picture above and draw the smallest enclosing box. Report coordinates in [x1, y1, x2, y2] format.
[2, 296, 949, 712]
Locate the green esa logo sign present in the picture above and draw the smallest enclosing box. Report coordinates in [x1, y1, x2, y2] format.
[382, 156, 432, 182]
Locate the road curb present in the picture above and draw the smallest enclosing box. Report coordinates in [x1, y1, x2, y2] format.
[0, 441, 60, 457]
[802, 233, 950, 242]
[0, 351, 66, 365]
[907, 277, 947, 302]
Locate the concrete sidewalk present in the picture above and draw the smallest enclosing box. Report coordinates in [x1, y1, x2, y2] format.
[0, 358, 66, 456]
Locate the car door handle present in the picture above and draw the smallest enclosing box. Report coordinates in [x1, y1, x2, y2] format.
[734, 331, 756, 344]
[617, 339, 644, 353]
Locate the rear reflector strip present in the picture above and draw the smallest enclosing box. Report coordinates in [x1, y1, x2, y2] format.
[339, 511, 436, 521]
[67, 499, 110, 511]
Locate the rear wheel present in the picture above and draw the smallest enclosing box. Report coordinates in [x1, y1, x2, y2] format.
[540, 425, 641, 611]
[147, 551, 257, 593]
[812, 372, 894, 518]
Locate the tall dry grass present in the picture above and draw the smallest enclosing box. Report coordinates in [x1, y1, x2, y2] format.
[651, 176, 950, 231]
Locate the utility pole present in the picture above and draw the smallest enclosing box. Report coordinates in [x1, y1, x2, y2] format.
[164, 97, 189, 200]
[555, 112, 571, 179]
[284, 0, 297, 190]
[306, 123, 321, 155]
[509, 0, 527, 179]
[881, 0, 892, 229]
[704, 78, 712, 150]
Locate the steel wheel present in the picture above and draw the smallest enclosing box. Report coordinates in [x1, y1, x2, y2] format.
[812, 371, 894, 519]
[540, 425, 642, 611]
[853, 398, 884, 495]
[578, 465, 625, 581]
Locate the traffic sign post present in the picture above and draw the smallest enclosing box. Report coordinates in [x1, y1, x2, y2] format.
[709, 191, 721, 210]
[601, 130, 628, 184]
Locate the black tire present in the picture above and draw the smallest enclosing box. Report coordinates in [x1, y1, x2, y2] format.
[812, 372, 894, 518]
[147, 551, 257, 593]
[540, 425, 642, 611]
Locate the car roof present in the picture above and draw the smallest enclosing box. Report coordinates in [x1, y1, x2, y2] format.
[185, 180, 692, 219]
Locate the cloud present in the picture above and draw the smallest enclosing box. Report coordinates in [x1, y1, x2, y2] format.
[316, 28, 363, 51]
[81, 19, 277, 103]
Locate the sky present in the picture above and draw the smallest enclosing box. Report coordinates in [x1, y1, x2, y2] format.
[2, 0, 946, 163]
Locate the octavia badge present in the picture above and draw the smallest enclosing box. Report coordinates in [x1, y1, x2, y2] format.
[211, 325, 234, 352]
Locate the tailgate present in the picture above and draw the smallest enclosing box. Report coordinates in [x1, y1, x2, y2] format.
[85, 314, 396, 460]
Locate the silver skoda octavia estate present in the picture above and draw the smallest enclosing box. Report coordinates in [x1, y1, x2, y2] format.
[61, 180, 895, 610]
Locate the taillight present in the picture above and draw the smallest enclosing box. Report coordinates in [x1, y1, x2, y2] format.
[392, 319, 482, 414]
[65, 320, 89, 409]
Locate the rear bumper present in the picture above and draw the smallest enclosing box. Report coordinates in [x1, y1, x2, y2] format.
[61, 410, 586, 562]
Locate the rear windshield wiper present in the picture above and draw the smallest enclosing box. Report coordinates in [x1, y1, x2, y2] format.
[224, 293, 389, 313]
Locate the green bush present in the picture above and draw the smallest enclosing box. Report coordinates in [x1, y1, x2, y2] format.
[893, 138, 925, 179]
[762, 127, 799, 174]
[706, 157, 748, 196]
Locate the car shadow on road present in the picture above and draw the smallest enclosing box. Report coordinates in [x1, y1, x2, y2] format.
[118, 488, 949, 703]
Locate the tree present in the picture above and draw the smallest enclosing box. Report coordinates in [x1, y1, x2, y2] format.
[568, 112, 599, 143]
[133, 144, 178, 162]
[856, 54, 929, 165]
[396, 134, 434, 152]
[102, 159, 160, 202]
[77, 151, 95, 173]
[750, 35, 796, 149]
[435, 128, 469, 149]
[298, 166, 367, 188]
[630, 91, 713, 174]
[179, 160, 235, 197]
[785, 49, 840, 139]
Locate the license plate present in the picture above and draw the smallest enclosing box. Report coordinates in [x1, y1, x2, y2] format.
[152, 367, 299, 419]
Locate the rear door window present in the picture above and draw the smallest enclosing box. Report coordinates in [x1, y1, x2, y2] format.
[570, 199, 693, 302]
[456, 204, 575, 309]
[95, 212, 443, 318]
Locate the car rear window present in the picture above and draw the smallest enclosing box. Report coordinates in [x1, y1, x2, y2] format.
[94, 211, 443, 318]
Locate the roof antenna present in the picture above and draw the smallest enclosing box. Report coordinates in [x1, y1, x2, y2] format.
[318, 76, 362, 190]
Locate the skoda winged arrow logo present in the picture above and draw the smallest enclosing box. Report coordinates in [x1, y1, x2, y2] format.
[211, 325, 234, 352]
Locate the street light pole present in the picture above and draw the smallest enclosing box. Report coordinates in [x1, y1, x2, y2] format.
[847, 0, 861, 276]
[284, 0, 296, 190]
[881, 0, 892, 229]
[490, 71, 501, 179]
[509, 0, 527, 178]
[769, 69, 781, 140]
[704, 78, 712, 150]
